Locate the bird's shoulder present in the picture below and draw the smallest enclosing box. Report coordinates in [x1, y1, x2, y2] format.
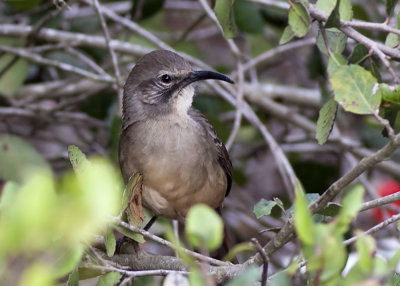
[188, 107, 233, 197]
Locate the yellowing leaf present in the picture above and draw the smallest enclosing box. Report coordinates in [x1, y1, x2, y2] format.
[330, 65, 381, 114]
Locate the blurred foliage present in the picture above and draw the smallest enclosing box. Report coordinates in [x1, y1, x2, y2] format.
[1, 0, 400, 285]
[0, 144, 121, 285]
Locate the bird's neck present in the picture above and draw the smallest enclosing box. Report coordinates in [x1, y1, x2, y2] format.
[172, 86, 195, 118]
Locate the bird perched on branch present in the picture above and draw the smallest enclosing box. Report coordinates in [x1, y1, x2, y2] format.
[119, 50, 233, 227]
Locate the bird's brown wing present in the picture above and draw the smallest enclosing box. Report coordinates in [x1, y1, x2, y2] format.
[189, 107, 233, 197]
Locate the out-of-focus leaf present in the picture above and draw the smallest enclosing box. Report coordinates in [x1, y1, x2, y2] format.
[4, 0, 43, 10]
[0, 181, 19, 210]
[386, 0, 399, 17]
[355, 232, 375, 272]
[53, 245, 84, 278]
[379, 83, 400, 105]
[336, 184, 364, 234]
[131, 0, 165, 21]
[226, 266, 261, 286]
[294, 186, 314, 245]
[18, 263, 53, 286]
[330, 65, 381, 115]
[268, 270, 290, 286]
[317, 202, 341, 217]
[316, 97, 338, 145]
[68, 145, 90, 175]
[369, 59, 382, 83]
[325, 0, 341, 28]
[307, 224, 347, 282]
[214, 0, 236, 38]
[186, 204, 223, 251]
[96, 272, 122, 286]
[327, 52, 347, 76]
[188, 267, 205, 286]
[348, 44, 369, 64]
[67, 268, 79, 286]
[114, 225, 145, 244]
[385, 12, 400, 47]
[0, 134, 50, 183]
[233, 0, 264, 34]
[0, 54, 29, 97]
[222, 242, 255, 262]
[280, 26, 295, 45]
[253, 199, 277, 219]
[288, 3, 311, 37]
[105, 226, 116, 257]
[390, 273, 400, 285]
[316, 30, 347, 56]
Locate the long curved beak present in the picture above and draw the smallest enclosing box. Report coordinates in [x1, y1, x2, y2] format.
[181, 70, 234, 88]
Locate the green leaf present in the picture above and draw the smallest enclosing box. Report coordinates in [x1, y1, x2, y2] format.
[316, 29, 347, 56]
[188, 267, 205, 286]
[268, 270, 290, 286]
[0, 181, 19, 210]
[348, 44, 369, 64]
[233, 0, 264, 34]
[68, 145, 90, 175]
[96, 272, 122, 286]
[355, 232, 375, 272]
[325, 0, 341, 28]
[316, 97, 338, 145]
[327, 53, 347, 76]
[280, 26, 295, 45]
[226, 266, 261, 286]
[0, 134, 50, 183]
[316, 202, 341, 217]
[223, 242, 255, 262]
[214, 0, 236, 38]
[67, 268, 79, 286]
[385, 12, 400, 47]
[336, 184, 364, 234]
[316, 0, 352, 21]
[288, 3, 311, 37]
[294, 187, 314, 245]
[114, 225, 145, 244]
[330, 64, 381, 115]
[253, 199, 277, 219]
[386, 0, 399, 17]
[53, 246, 84, 278]
[390, 273, 400, 285]
[0, 55, 29, 97]
[105, 226, 116, 257]
[379, 83, 400, 105]
[186, 204, 223, 251]
[19, 263, 53, 286]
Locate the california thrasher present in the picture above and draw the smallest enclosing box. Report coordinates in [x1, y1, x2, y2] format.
[119, 50, 233, 225]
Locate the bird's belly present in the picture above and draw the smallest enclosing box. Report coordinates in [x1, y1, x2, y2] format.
[140, 149, 226, 221]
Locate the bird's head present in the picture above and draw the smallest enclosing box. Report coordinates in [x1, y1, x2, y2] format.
[122, 50, 234, 125]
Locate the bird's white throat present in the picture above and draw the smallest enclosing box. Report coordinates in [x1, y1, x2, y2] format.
[173, 85, 195, 117]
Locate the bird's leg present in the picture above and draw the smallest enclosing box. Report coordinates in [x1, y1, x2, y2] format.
[143, 215, 158, 231]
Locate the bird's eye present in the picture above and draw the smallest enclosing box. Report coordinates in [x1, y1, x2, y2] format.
[161, 74, 172, 84]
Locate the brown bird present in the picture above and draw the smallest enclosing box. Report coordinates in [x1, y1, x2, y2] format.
[119, 50, 233, 226]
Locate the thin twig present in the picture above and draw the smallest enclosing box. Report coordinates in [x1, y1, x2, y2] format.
[90, 0, 124, 112]
[112, 218, 231, 267]
[0, 45, 115, 83]
[344, 213, 400, 245]
[251, 238, 268, 286]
